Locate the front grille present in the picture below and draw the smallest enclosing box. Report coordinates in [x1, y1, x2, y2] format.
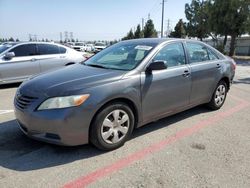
[15, 94, 38, 110]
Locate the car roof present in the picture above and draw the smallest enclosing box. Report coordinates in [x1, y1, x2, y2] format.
[120, 38, 211, 45]
[3, 41, 68, 48]
[14, 41, 57, 45]
[120, 38, 185, 46]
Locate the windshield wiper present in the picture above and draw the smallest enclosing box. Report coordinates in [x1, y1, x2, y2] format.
[85, 64, 109, 69]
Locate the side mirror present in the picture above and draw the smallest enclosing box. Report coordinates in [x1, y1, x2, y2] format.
[146, 60, 167, 73]
[4, 52, 15, 60]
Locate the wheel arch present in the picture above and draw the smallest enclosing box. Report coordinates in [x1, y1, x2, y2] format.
[220, 77, 230, 91]
[88, 97, 139, 141]
[65, 62, 75, 66]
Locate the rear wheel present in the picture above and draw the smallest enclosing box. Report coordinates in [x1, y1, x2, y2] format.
[207, 80, 228, 110]
[90, 102, 134, 151]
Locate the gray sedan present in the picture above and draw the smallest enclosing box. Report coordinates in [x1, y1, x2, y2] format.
[0, 42, 85, 85]
[14, 38, 236, 150]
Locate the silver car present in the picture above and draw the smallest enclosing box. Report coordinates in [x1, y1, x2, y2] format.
[0, 42, 85, 85]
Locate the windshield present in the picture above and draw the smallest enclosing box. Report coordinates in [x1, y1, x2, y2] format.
[75, 43, 84, 46]
[84, 41, 155, 71]
[0, 44, 15, 54]
[95, 43, 105, 46]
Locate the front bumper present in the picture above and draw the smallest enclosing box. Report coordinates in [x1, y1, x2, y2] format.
[14, 105, 93, 146]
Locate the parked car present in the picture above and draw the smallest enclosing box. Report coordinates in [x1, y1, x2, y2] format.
[94, 42, 107, 53]
[72, 42, 86, 52]
[64, 42, 74, 48]
[85, 43, 95, 52]
[0, 42, 85, 85]
[15, 38, 235, 150]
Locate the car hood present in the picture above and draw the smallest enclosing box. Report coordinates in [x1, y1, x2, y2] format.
[19, 64, 126, 97]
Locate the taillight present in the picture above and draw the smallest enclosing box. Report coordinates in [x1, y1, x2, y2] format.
[227, 56, 236, 71]
[231, 59, 236, 71]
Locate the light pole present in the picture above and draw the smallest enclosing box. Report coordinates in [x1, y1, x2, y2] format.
[161, 0, 166, 38]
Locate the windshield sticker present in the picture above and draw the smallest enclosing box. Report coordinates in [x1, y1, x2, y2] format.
[135, 45, 152, 51]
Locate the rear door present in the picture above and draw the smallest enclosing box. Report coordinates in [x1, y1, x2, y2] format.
[0, 44, 41, 83]
[141, 42, 192, 122]
[37, 44, 68, 72]
[185, 42, 222, 104]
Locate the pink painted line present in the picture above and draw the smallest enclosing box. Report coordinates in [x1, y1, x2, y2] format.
[228, 94, 249, 103]
[63, 97, 249, 188]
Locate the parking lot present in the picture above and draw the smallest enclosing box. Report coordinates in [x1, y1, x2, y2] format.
[0, 60, 249, 188]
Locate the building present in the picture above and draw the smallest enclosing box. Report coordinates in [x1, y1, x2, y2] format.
[204, 36, 250, 56]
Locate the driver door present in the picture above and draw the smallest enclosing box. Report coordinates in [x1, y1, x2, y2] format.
[141, 42, 192, 123]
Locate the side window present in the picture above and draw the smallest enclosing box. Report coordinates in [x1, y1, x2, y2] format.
[207, 48, 219, 60]
[186, 43, 209, 63]
[153, 43, 186, 68]
[9, 44, 37, 57]
[59, 46, 67, 54]
[37, 44, 60, 55]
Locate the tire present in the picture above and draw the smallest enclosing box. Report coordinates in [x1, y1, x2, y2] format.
[207, 80, 228, 110]
[90, 102, 135, 151]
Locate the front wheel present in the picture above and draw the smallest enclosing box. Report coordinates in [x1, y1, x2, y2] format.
[90, 102, 134, 151]
[207, 80, 228, 110]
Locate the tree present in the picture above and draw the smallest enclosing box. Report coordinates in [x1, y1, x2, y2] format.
[122, 29, 134, 40]
[134, 24, 144, 38]
[169, 19, 187, 38]
[15, 38, 19, 42]
[208, 0, 250, 55]
[185, 0, 210, 41]
[127, 29, 134, 39]
[110, 39, 118, 45]
[224, 0, 249, 56]
[9, 37, 14, 42]
[143, 19, 158, 38]
[207, 0, 230, 50]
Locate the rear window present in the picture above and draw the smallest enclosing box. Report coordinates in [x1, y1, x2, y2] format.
[37, 44, 60, 55]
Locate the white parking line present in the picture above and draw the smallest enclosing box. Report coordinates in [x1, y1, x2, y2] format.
[0, 110, 14, 115]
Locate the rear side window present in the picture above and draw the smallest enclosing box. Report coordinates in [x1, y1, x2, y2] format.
[153, 42, 186, 68]
[186, 43, 209, 63]
[207, 48, 219, 60]
[37, 44, 60, 55]
[59, 46, 67, 54]
[10, 44, 37, 57]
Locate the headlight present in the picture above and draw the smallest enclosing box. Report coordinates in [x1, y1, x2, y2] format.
[37, 94, 90, 110]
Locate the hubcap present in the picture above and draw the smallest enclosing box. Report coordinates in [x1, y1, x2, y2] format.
[101, 109, 130, 144]
[214, 84, 226, 106]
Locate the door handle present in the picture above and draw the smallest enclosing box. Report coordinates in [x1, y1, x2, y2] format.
[31, 58, 36, 62]
[216, 64, 221, 68]
[182, 70, 190, 77]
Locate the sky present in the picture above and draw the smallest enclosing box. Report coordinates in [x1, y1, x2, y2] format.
[0, 0, 191, 41]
